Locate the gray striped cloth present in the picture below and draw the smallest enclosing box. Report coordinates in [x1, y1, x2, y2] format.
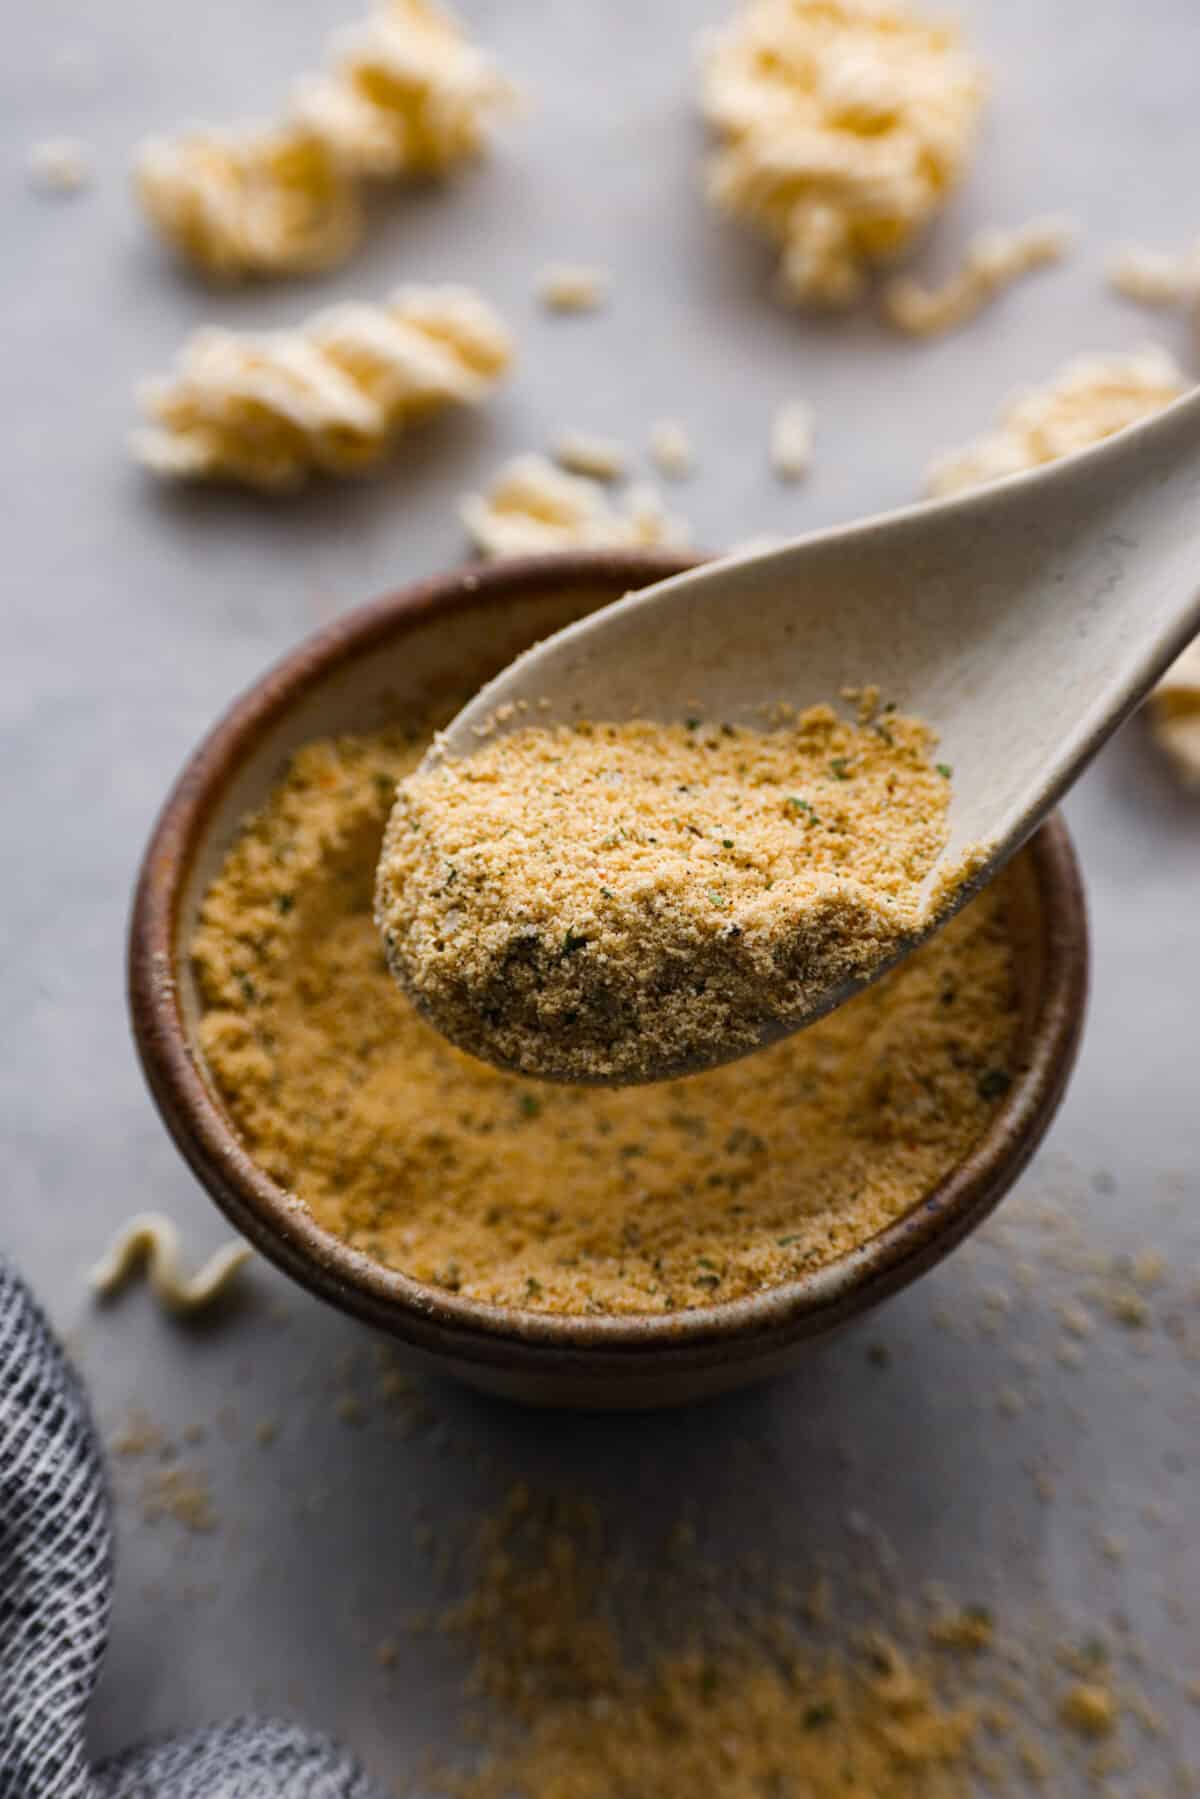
[0, 1256, 386, 1799]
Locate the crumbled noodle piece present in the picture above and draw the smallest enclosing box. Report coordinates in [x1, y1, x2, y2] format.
[923, 347, 1197, 787]
[292, 0, 515, 180]
[135, 122, 360, 280]
[90, 1213, 252, 1316]
[924, 346, 1187, 498]
[376, 705, 958, 1083]
[135, 0, 513, 278]
[699, 0, 985, 307]
[536, 264, 609, 312]
[771, 398, 814, 479]
[649, 418, 695, 478]
[1149, 640, 1200, 788]
[460, 454, 689, 559]
[133, 284, 512, 490]
[882, 216, 1074, 338]
[551, 431, 629, 482]
[28, 137, 91, 193]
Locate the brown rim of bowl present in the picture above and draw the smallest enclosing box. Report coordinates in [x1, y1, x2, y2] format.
[128, 549, 1089, 1378]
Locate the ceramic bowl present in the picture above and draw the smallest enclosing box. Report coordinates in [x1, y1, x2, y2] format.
[128, 552, 1089, 1408]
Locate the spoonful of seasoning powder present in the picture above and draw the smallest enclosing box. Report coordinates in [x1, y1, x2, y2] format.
[375, 693, 960, 1084]
[379, 385, 1200, 1084]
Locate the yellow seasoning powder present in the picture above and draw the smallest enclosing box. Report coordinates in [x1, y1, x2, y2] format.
[192, 717, 1021, 1317]
[376, 703, 957, 1082]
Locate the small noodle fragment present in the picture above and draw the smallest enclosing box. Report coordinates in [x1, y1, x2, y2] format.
[699, 0, 985, 308]
[1108, 240, 1200, 310]
[90, 1213, 252, 1316]
[28, 137, 91, 193]
[551, 431, 629, 482]
[536, 264, 609, 312]
[882, 216, 1074, 338]
[133, 284, 512, 490]
[649, 418, 695, 478]
[771, 399, 814, 479]
[1149, 640, 1200, 788]
[460, 453, 689, 559]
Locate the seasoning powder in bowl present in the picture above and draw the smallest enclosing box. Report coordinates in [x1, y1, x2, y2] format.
[191, 710, 1021, 1319]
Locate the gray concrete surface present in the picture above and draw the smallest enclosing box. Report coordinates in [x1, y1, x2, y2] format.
[2, 0, 1198, 1787]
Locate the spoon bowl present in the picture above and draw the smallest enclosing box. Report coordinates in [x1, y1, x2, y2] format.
[424, 389, 1200, 1081]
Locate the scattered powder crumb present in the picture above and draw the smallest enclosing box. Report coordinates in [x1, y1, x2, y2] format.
[537, 264, 609, 313]
[376, 1637, 399, 1669]
[770, 399, 814, 480]
[1058, 1681, 1118, 1740]
[882, 217, 1074, 338]
[111, 1408, 166, 1459]
[699, 0, 985, 308]
[929, 1605, 994, 1652]
[551, 431, 629, 482]
[255, 1418, 279, 1446]
[648, 418, 695, 479]
[90, 1212, 252, 1317]
[143, 1466, 217, 1534]
[336, 1394, 365, 1426]
[193, 714, 1021, 1313]
[460, 453, 689, 559]
[134, 285, 512, 492]
[377, 703, 961, 1083]
[27, 137, 91, 193]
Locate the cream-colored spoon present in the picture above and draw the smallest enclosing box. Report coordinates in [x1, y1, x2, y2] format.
[403, 388, 1200, 1082]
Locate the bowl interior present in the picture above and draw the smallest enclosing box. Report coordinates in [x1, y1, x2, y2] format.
[143, 555, 1087, 1404]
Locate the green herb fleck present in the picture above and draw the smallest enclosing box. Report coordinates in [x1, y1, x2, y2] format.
[695, 1272, 721, 1289]
[936, 762, 953, 779]
[685, 716, 701, 731]
[708, 890, 728, 908]
[977, 1068, 1012, 1102]
[803, 1702, 837, 1729]
[525, 1276, 543, 1298]
[829, 757, 851, 781]
[561, 929, 589, 957]
[787, 796, 819, 823]
[721, 838, 734, 849]
[275, 893, 295, 916]
[519, 1094, 542, 1120]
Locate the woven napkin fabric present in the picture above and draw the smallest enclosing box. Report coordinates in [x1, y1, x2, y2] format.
[0, 1255, 385, 1799]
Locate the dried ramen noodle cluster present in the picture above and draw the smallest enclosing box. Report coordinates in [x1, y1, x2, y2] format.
[136, 0, 514, 279]
[926, 346, 1200, 784]
[699, 0, 985, 307]
[134, 285, 512, 490]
